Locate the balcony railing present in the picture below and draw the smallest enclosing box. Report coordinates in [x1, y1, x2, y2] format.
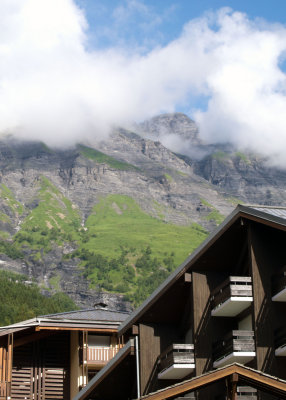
[211, 276, 253, 317]
[274, 326, 286, 356]
[272, 268, 286, 301]
[158, 344, 195, 380]
[86, 346, 120, 366]
[216, 386, 257, 400]
[237, 386, 257, 399]
[213, 330, 255, 368]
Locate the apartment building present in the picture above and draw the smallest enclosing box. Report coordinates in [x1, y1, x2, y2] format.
[75, 205, 286, 400]
[0, 303, 129, 400]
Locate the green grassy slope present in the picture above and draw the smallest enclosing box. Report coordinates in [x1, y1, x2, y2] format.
[78, 145, 139, 171]
[80, 194, 206, 264]
[200, 198, 225, 225]
[70, 194, 208, 305]
[0, 179, 210, 307]
[14, 176, 81, 257]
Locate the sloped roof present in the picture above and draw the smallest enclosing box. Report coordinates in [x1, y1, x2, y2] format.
[139, 363, 286, 400]
[0, 307, 130, 336]
[246, 205, 286, 219]
[39, 307, 129, 323]
[119, 204, 286, 335]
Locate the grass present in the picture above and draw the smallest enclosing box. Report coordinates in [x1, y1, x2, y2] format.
[152, 200, 166, 220]
[212, 151, 229, 162]
[78, 144, 139, 171]
[80, 194, 207, 266]
[68, 194, 208, 305]
[200, 198, 213, 208]
[164, 173, 173, 183]
[200, 198, 225, 226]
[14, 176, 81, 253]
[175, 170, 189, 177]
[0, 184, 24, 215]
[205, 210, 225, 225]
[235, 151, 251, 165]
[0, 213, 11, 223]
[226, 196, 244, 206]
[0, 231, 11, 239]
[49, 273, 61, 291]
[0, 184, 212, 306]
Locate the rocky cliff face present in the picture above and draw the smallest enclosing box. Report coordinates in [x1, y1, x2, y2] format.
[0, 113, 285, 309]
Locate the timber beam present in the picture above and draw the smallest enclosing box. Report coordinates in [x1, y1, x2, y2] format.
[139, 364, 286, 400]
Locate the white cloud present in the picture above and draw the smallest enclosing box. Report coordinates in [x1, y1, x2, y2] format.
[1, 2, 286, 165]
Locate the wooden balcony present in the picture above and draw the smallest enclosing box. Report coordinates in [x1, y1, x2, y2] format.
[213, 330, 255, 368]
[217, 386, 257, 400]
[272, 268, 286, 301]
[211, 276, 253, 317]
[274, 326, 286, 356]
[237, 386, 257, 399]
[158, 344, 195, 380]
[86, 346, 120, 367]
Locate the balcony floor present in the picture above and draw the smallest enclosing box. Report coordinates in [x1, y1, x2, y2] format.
[211, 297, 253, 317]
[275, 344, 286, 356]
[158, 364, 195, 380]
[213, 352, 255, 368]
[272, 288, 286, 302]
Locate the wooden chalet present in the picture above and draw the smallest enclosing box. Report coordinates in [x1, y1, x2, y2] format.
[0, 304, 130, 400]
[74, 205, 286, 400]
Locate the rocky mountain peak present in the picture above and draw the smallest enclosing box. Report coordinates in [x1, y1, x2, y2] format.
[136, 112, 201, 144]
[0, 112, 286, 311]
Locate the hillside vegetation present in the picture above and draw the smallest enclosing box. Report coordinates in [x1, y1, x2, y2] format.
[0, 177, 208, 306]
[0, 270, 76, 326]
[14, 176, 81, 256]
[69, 194, 208, 305]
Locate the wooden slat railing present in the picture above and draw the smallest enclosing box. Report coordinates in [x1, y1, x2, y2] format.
[237, 386, 257, 399]
[211, 276, 252, 309]
[87, 346, 120, 365]
[159, 344, 195, 372]
[213, 330, 255, 362]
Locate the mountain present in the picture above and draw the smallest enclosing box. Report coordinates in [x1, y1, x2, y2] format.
[0, 113, 285, 309]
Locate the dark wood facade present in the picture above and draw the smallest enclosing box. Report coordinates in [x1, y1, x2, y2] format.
[50, 206, 286, 400]
[107, 206, 286, 400]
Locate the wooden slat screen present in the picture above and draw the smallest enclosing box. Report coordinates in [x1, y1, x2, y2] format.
[0, 334, 13, 400]
[11, 332, 70, 400]
[43, 333, 70, 400]
[11, 343, 33, 400]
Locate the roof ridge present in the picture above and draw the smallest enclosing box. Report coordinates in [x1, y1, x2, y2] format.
[243, 204, 286, 209]
[39, 308, 131, 319]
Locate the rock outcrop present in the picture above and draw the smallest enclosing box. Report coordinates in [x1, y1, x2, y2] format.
[0, 113, 286, 308]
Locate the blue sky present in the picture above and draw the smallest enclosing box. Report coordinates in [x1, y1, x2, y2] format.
[73, 0, 286, 119]
[75, 0, 286, 51]
[1, 0, 286, 164]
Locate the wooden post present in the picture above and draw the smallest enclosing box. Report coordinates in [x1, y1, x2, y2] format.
[191, 271, 213, 400]
[192, 271, 212, 375]
[227, 373, 238, 400]
[139, 323, 160, 396]
[248, 224, 276, 374]
[82, 331, 88, 387]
